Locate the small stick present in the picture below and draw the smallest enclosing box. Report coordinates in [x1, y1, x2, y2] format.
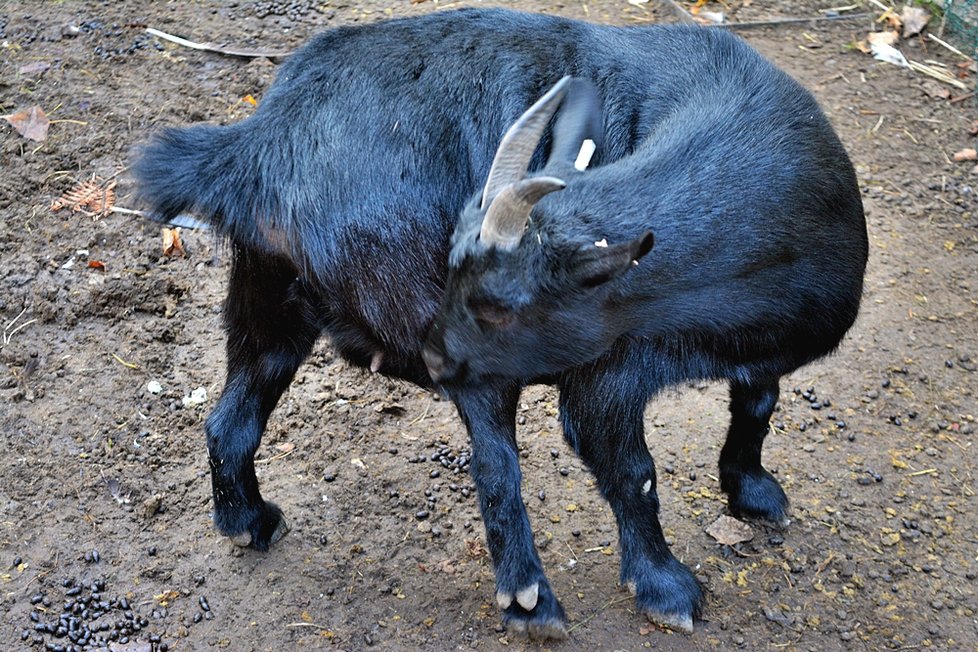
[146, 27, 293, 61]
[908, 60, 969, 90]
[112, 353, 139, 370]
[721, 13, 870, 30]
[927, 33, 973, 61]
[662, 0, 696, 24]
[950, 92, 976, 104]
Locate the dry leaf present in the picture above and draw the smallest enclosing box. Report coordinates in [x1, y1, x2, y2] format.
[51, 177, 116, 218]
[705, 515, 754, 546]
[900, 6, 930, 38]
[154, 590, 180, 605]
[867, 31, 899, 48]
[241, 94, 258, 106]
[87, 260, 106, 270]
[953, 148, 977, 162]
[275, 442, 295, 453]
[162, 227, 185, 257]
[3, 106, 49, 141]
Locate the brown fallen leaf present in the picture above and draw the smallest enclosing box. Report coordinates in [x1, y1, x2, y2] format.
[162, 227, 186, 257]
[953, 148, 977, 162]
[87, 260, 106, 270]
[867, 31, 899, 48]
[3, 105, 49, 141]
[275, 442, 295, 454]
[705, 514, 754, 546]
[900, 5, 929, 38]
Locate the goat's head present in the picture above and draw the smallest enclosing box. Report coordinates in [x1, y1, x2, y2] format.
[423, 77, 653, 386]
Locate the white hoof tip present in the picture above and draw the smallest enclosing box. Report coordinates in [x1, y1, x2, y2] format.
[646, 611, 694, 634]
[496, 590, 514, 610]
[516, 583, 539, 611]
[231, 532, 253, 548]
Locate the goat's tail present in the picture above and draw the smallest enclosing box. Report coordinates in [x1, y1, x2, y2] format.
[132, 124, 268, 243]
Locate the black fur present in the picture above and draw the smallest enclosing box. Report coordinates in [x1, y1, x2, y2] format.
[134, 7, 866, 638]
[423, 10, 866, 635]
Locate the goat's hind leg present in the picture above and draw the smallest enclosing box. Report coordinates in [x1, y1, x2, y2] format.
[206, 248, 320, 550]
[559, 351, 703, 633]
[719, 377, 790, 526]
[452, 384, 568, 640]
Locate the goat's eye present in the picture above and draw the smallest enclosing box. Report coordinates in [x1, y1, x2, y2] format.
[470, 301, 515, 329]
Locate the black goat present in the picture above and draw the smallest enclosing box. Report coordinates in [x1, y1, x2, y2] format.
[134, 7, 867, 640]
[423, 29, 866, 639]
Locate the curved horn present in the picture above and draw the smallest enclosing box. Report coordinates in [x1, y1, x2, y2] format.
[481, 77, 572, 210]
[479, 176, 566, 250]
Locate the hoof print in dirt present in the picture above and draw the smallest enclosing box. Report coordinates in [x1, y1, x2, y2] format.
[500, 582, 568, 641]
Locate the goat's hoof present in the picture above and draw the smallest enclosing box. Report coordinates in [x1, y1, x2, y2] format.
[506, 615, 569, 641]
[495, 583, 538, 610]
[644, 610, 694, 634]
[231, 532, 253, 547]
[624, 553, 703, 634]
[723, 468, 790, 527]
[268, 513, 291, 545]
[500, 580, 567, 640]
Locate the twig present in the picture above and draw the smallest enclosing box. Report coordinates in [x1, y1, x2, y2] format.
[721, 13, 870, 31]
[907, 60, 969, 90]
[285, 622, 333, 630]
[111, 353, 139, 370]
[256, 449, 295, 464]
[950, 93, 976, 104]
[927, 33, 973, 61]
[146, 27, 293, 61]
[662, 0, 696, 24]
[567, 595, 633, 633]
[108, 206, 144, 216]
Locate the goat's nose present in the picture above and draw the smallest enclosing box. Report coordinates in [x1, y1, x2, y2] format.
[422, 346, 447, 383]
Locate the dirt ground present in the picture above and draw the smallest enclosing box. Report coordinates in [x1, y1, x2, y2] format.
[1, 0, 977, 650]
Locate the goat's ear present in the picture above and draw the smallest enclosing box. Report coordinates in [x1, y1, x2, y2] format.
[569, 231, 654, 288]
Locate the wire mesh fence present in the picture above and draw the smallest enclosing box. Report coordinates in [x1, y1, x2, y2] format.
[943, 0, 978, 54]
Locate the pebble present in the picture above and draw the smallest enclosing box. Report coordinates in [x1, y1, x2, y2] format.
[415, 510, 429, 520]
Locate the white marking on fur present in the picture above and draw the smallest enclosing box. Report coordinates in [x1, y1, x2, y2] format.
[575, 139, 596, 171]
[594, 238, 608, 248]
[516, 583, 540, 610]
[642, 479, 652, 495]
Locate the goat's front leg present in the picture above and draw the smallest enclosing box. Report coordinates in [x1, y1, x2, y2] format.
[719, 377, 789, 526]
[559, 353, 703, 633]
[206, 248, 320, 550]
[451, 383, 568, 640]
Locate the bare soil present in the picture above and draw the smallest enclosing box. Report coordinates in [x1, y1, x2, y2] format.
[1, 1, 977, 651]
